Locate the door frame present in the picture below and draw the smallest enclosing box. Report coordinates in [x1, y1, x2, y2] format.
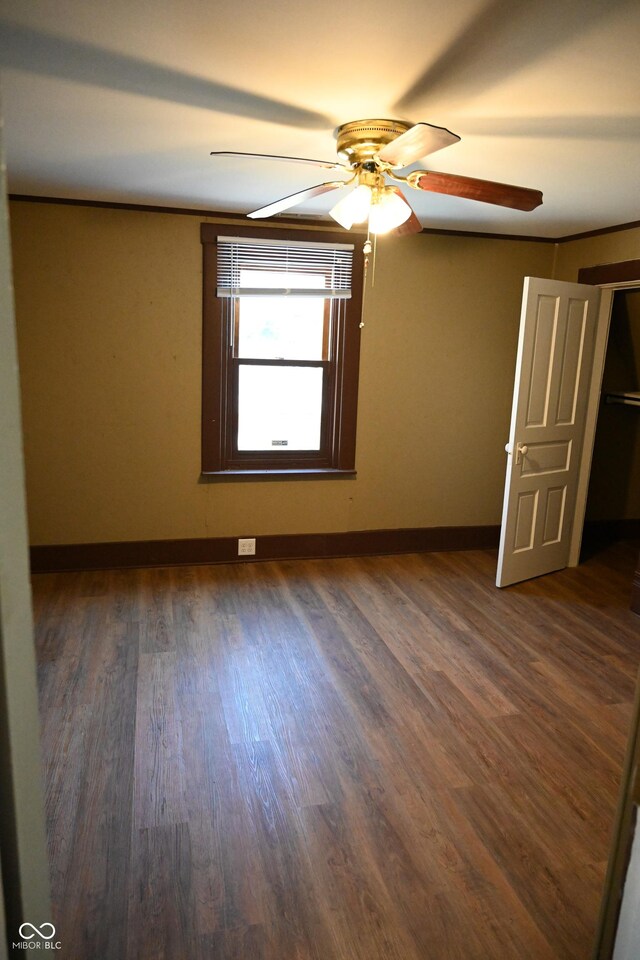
[0, 114, 51, 944]
[568, 259, 640, 566]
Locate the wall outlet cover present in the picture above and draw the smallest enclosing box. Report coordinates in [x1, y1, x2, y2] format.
[238, 538, 256, 556]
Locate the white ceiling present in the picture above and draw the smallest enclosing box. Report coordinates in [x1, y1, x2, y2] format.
[1, 0, 639, 238]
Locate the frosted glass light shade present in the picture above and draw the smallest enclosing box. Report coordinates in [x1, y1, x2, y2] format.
[368, 189, 412, 234]
[329, 184, 372, 230]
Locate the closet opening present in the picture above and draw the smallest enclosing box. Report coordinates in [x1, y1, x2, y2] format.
[581, 287, 640, 560]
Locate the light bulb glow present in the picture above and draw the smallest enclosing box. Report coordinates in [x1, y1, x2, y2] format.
[329, 184, 372, 230]
[368, 188, 412, 235]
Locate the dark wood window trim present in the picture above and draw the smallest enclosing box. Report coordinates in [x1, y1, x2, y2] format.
[201, 223, 364, 478]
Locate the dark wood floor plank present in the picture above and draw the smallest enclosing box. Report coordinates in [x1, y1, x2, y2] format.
[49, 626, 138, 959]
[32, 542, 640, 959]
[425, 792, 559, 960]
[134, 650, 188, 828]
[299, 800, 421, 960]
[214, 751, 271, 932]
[41, 704, 91, 901]
[345, 556, 521, 719]
[452, 782, 599, 959]
[126, 823, 195, 960]
[202, 924, 268, 960]
[217, 618, 274, 745]
[282, 561, 476, 791]
[184, 813, 225, 938]
[137, 566, 176, 654]
[231, 739, 338, 959]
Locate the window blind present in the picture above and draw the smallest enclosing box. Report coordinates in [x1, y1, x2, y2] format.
[216, 235, 354, 299]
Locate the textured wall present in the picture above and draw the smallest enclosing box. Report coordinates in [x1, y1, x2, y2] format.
[11, 200, 556, 544]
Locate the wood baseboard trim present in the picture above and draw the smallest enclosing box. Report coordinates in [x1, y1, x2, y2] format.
[30, 525, 501, 573]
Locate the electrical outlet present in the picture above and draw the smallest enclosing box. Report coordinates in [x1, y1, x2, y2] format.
[238, 538, 256, 556]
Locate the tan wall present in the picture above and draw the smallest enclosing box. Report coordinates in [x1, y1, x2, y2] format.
[11, 200, 556, 545]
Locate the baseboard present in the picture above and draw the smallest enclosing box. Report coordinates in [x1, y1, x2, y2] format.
[29, 525, 501, 574]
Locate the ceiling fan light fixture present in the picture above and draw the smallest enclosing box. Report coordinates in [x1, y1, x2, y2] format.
[329, 184, 372, 230]
[218, 117, 543, 228]
[368, 187, 412, 235]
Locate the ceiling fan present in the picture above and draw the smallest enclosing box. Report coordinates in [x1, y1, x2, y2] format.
[211, 118, 543, 236]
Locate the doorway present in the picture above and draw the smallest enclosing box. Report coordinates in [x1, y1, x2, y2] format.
[582, 288, 640, 554]
[567, 259, 640, 568]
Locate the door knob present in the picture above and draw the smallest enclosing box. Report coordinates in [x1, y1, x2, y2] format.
[516, 442, 528, 463]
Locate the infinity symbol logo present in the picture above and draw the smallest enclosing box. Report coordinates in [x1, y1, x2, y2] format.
[19, 922, 56, 940]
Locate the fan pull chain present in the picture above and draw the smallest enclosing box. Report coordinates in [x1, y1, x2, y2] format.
[360, 236, 372, 328]
[372, 233, 378, 286]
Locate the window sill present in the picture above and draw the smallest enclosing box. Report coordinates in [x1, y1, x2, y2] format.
[200, 468, 357, 482]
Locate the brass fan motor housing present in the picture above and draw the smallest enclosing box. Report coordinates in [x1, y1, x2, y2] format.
[334, 119, 412, 165]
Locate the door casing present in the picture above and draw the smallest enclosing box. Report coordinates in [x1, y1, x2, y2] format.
[568, 269, 640, 566]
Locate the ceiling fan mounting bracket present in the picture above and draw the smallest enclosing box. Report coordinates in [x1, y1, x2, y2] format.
[334, 119, 412, 165]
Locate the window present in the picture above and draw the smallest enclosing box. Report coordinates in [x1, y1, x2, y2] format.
[201, 224, 364, 477]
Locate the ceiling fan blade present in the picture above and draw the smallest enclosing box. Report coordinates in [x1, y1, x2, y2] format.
[247, 180, 347, 219]
[409, 170, 543, 211]
[211, 150, 346, 171]
[393, 209, 423, 236]
[377, 122, 460, 168]
[388, 187, 423, 236]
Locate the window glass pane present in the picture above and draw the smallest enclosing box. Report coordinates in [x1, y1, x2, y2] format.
[237, 365, 323, 451]
[237, 270, 326, 360]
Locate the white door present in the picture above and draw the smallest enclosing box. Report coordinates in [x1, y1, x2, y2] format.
[496, 277, 601, 587]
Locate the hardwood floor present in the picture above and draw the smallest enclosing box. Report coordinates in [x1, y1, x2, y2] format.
[32, 543, 640, 959]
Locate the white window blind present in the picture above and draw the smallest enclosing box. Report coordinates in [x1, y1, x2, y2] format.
[216, 235, 354, 299]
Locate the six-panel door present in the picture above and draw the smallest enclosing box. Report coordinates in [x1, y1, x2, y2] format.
[497, 277, 600, 588]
